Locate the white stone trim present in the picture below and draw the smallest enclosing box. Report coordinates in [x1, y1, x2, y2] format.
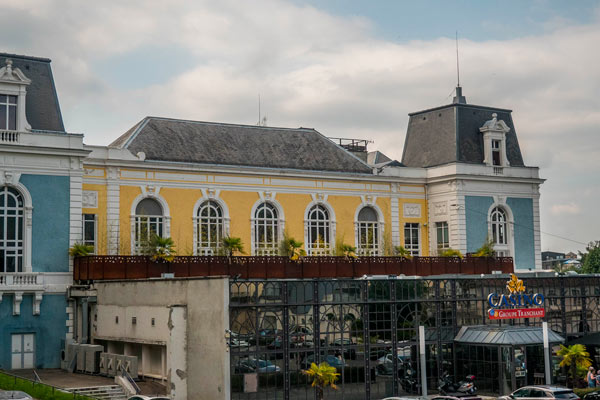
[69, 174, 83, 272]
[130, 187, 171, 254]
[532, 194, 542, 269]
[13, 291, 23, 315]
[106, 167, 120, 255]
[33, 292, 43, 315]
[0, 172, 33, 272]
[304, 196, 336, 255]
[353, 200, 385, 255]
[486, 199, 515, 259]
[250, 194, 285, 255]
[391, 197, 400, 247]
[191, 190, 231, 255]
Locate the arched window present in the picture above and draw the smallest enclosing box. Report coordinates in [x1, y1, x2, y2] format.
[253, 202, 279, 255]
[356, 206, 380, 255]
[134, 198, 163, 253]
[1, 186, 24, 272]
[307, 204, 331, 255]
[196, 200, 224, 255]
[490, 206, 509, 256]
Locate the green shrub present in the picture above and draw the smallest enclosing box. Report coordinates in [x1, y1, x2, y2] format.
[0, 372, 94, 400]
[69, 242, 94, 257]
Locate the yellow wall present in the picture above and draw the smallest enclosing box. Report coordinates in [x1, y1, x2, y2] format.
[82, 183, 108, 254]
[84, 166, 430, 256]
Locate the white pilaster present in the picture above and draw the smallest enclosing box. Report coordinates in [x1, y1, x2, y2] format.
[391, 197, 400, 246]
[106, 167, 121, 255]
[532, 194, 542, 269]
[69, 171, 83, 272]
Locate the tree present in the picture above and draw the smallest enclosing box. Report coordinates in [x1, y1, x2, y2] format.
[69, 243, 94, 257]
[439, 248, 463, 258]
[141, 235, 176, 262]
[302, 362, 340, 400]
[222, 236, 245, 257]
[557, 344, 592, 387]
[473, 237, 495, 257]
[580, 241, 600, 273]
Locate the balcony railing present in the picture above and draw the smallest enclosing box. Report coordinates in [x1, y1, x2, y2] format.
[73, 255, 513, 282]
[0, 130, 19, 143]
[0, 272, 43, 288]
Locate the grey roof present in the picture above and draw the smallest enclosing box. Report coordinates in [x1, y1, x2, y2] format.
[401, 88, 525, 168]
[0, 53, 65, 132]
[454, 325, 565, 346]
[367, 151, 391, 165]
[110, 117, 374, 174]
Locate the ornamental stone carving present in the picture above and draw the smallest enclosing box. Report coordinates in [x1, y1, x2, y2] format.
[403, 203, 421, 218]
[433, 201, 448, 216]
[83, 191, 98, 208]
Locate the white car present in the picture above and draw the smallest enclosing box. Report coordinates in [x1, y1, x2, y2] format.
[231, 338, 250, 347]
[127, 396, 171, 400]
[0, 392, 33, 400]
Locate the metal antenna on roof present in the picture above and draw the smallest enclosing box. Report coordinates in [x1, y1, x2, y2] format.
[456, 31, 460, 87]
[258, 94, 261, 126]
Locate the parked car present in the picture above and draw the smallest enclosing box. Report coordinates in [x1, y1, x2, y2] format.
[498, 386, 580, 400]
[300, 354, 345, 370]
[330, 338, 357, 360]
[430, 396, 482, 400]
[243, 358, 281, 373]
[231, 338, 250, 348]
[127, 397, 171, 400]
[0, 392, 33, 400]
[234, 359, 256, 373]
[584, 392, 600, 400]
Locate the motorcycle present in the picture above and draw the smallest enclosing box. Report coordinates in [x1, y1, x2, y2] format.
[438, 373, 477, 396]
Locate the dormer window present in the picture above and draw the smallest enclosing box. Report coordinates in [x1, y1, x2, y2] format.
[0, 95, 17, 130]
[479, 113, 510, 168]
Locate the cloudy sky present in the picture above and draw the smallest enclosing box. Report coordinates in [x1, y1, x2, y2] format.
[1, 0, 598, 253]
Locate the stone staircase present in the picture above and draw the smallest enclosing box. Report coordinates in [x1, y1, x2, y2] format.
[67, 385, 128, 400]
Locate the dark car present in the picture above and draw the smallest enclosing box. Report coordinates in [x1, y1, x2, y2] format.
[584, 392, 600, 400]
[330, 338, 357, 360]
[300, 354, 345, 370]
[430, 396, 482, 400]
[499, 386, 580, 400]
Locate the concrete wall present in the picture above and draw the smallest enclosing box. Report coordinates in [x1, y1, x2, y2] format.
[20, 174, 70, 273]
[0, 294, 68, 369]
[92, 277, 230, 400]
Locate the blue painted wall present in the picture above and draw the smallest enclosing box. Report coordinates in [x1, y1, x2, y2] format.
[507, 197, 535, 270]
[465, 195, 494, 253]
[0, 294, 67, 369]
[465, 195, 536, 270]
[19, 174, 70, 273]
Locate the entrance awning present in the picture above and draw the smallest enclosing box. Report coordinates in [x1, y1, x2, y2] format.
[454, 325, 565, 346]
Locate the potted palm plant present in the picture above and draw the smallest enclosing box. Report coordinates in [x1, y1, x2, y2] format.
[302, 361, 340, 400]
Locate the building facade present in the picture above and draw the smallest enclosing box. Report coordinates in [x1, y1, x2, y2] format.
[1, 52, 545, 372]
[0, 54, 88, 369]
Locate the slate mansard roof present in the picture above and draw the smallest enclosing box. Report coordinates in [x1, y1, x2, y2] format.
[401, 89, 525, 168]
[0, 53, 65, 132]
[110, 117, 374, 174]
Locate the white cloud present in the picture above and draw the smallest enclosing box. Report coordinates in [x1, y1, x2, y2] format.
[551, 203, 581, 216]
[1, 0, 599, 252]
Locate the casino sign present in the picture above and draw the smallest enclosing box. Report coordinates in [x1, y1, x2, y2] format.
[487, 274, 545, 320]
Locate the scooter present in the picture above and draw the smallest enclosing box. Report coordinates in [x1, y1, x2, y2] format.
[438, 373, 477, 396]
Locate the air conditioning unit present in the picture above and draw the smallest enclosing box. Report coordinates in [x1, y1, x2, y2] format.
[76, 344, 86, 372]
[84, 345, 103, 374]
[107, 354, 118, 377]
[99, 352, 108, 375]
[122, 355, 139, 379]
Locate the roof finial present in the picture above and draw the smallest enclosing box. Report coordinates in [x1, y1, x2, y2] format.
[5, 58, 12, 73]
[452, 33, 467, 104]
[456, 31, 460, 88]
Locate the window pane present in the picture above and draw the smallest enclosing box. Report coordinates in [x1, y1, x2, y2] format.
[8, 105, 16, 130]
[8, 95, 17, 104]
[0, 105, 6, 129]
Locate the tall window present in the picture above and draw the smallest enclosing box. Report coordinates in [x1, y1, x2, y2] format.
[83, 214, 96, 254]
[307, 204, 331, 255]
[0, 95, 17, 131]
[436, 221, 449, 251]
[1, 186, 24, 272]
[357, 206, 379, 255]
[195, 200, 224, 255]
[134, 198, 163, 253]
[404, 223, 420, 256]
[253, 202, 279, 255]
[492, 139, 501, 166]
[491, 207, 509, 256]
